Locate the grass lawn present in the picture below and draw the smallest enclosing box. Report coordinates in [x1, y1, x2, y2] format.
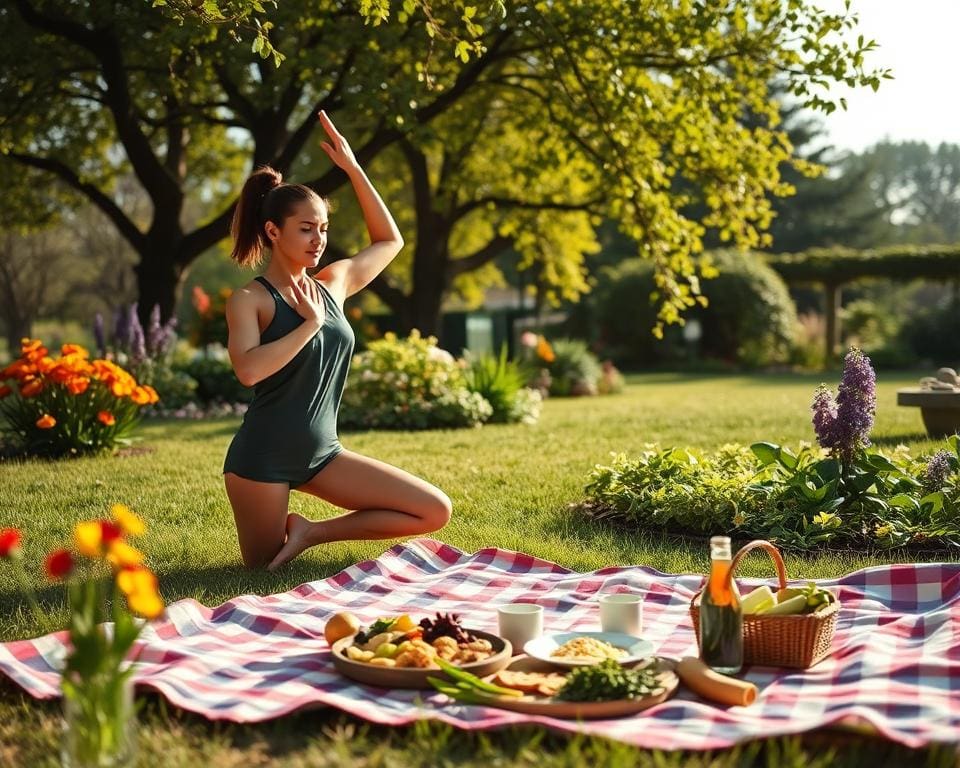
[1, 371, 958, 766]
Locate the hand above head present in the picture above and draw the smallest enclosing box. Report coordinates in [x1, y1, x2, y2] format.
[291, 277, 326, 328]
[317, 110, 359, 172]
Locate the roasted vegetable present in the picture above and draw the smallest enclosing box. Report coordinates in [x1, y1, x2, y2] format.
[419, 612, 475, 644]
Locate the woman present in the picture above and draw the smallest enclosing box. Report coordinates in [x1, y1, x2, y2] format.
[222, 111, 451, 571]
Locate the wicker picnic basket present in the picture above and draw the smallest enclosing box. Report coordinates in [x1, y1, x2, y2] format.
[689, 539, 839, 669]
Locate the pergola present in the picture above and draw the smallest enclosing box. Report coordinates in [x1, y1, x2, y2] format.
[765, 245, 960, 362]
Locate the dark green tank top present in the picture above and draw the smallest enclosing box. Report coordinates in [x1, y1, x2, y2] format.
[223, 275, 355, 485]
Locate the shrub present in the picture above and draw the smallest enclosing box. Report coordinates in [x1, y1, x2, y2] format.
[187, 286, 231, 349]
[583, 440, 960, 551]
[546, 338, 603, 396]
[177, 351, 253, 405]
[340, 331, 493, 430]
[464, 346, 542, 424]
[899, 301, 960, 365]
[0, 339, 158, 457]
[582, 352, 960, 551]
[594, 251, 797, 367]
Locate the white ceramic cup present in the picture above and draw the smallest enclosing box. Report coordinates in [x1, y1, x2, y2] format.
[599, 593, 643, 635]
[497, 603, 544, 654]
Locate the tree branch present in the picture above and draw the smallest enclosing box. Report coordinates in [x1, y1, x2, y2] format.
[7, 153, 145, 252]
[455, 194, 603, 220]
[448, 234, 514, 278]
[367, 273, 408, 314]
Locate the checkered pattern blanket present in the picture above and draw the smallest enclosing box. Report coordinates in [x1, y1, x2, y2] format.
[2, 538, 959, 750]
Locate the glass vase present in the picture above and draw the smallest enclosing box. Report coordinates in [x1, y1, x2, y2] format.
[61, 671, 137, 768]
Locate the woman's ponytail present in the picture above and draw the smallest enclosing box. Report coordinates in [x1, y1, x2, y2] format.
[230, 166, 283, 267]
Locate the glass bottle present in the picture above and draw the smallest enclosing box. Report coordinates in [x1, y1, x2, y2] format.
[699, 535, 743, 675]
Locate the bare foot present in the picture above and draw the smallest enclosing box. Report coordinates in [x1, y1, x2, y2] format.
[267, 513, 316, 571]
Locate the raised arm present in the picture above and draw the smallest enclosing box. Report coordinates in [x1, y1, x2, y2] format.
[314, 111, 404, 298]
[226, 279, 325, 387]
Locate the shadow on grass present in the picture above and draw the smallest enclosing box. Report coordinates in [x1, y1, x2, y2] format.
[0, 678, 953, 768]
[0, 551, 367, 630]
[871, 433, 934, 447]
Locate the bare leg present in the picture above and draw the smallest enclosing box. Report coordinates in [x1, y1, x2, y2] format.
[223, 472, 290, 569]
[266, 450, 452, 571]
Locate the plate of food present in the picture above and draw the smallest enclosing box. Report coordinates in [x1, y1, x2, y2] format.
[329, 611, 513, 689]
[428, 654, 678, 719]
[523, 631, 655, 668]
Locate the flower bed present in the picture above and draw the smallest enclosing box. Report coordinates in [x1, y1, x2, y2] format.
[582, 349, 960, 551]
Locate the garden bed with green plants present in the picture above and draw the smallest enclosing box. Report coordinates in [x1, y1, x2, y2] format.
[582, 350, 960, 553]
[1, 366, 956, 765]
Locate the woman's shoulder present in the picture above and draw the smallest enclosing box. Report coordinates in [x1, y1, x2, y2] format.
[226, 278, 272, 313]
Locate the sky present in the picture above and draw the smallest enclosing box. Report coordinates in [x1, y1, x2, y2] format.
[819, 0, 959, 153]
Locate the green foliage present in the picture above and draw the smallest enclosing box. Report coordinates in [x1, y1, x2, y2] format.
[767, 244, 960, 284]
[1, 0, 888, 336]
[140, 365, 198, 411]
[593, 252, 796, 368]
[464, 346, 541, 424]
[585, 445, 765, 535]
[546, 339, 603, 397]
[340, 331, 492, 430]
[177, 355, 253, 405]
[899, 302, 960, 365]
[584, 440, 960, 551]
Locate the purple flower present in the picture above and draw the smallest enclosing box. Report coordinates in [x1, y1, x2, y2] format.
[923, 450, 953, 490]
[146, 304, 163, 357]
[810, 347, 876, 461]
[127, 303, 146, 362]
[93, 313, 106, 358]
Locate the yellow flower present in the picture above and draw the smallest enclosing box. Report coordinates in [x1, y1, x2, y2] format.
[116, 566, 157, 596]
[127, 588, 165, 619]
[874, 523, 893, 538]
[74, 521, 103, 558]
[106, 540, 145, 569]
[111, 504, 145, 536]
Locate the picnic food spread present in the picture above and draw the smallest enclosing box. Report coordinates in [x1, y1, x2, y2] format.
[334, 612, 495, 668]
[549, 636, 627, 662]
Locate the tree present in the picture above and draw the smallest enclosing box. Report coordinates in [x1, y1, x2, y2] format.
[763, 102, 889, 253]
[859, 141, 960, 244]
[1, 0, 886, 337]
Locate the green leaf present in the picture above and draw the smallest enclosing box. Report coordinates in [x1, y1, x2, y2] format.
[750, 442, 780, 467]
[888, 493, 920, 512]
[777, 446, 798, 470]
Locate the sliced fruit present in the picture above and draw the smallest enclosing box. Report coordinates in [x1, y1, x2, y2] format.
[758, 594, 808, 616]
[740, 585, 776, 615]
[324, 611, 361, 645]
[375, 642, 399, 658]
[391, 614, 416, 632]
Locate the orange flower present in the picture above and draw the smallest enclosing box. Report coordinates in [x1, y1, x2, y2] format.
[130, 387, 151, 405]
[110, 380, 133, 398]
[66, 377, 90, 395]
[0, 385, 11, 398]
[36, 356, 56, 374]
[192, 286, 211, 316]
[97, 410, 116, 426]
[20, 338, 48, 363]
[537, 336, 556, 363]
[35, 414, 56, 429]
[44, 549, 74, 580]
[20, 378, 43, 397]
[60, 343, 89, 358]
[143, 385, 159, 404]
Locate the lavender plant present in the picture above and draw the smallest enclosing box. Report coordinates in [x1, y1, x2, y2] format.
[811, 347, 876, 463]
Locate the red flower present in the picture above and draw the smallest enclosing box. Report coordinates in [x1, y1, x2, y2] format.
[0, 528, 22, 558]
[192, 286, 211, 316]
[44, 549, 74, 580]
[99, 520, 123, 545]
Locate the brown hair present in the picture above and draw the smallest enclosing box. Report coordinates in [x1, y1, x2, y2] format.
[230, 166, 326, 267]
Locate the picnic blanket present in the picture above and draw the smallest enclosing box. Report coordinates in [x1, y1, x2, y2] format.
[1, 538, 959, 751]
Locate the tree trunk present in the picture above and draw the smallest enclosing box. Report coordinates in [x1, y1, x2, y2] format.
[823, 281, 842, 365]
[4, 317, 31, 356]
[134, 246, 185, 326]
[398, 222, 450, 341]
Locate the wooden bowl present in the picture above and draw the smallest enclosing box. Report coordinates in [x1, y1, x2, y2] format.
[331, 629, 512, 690]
